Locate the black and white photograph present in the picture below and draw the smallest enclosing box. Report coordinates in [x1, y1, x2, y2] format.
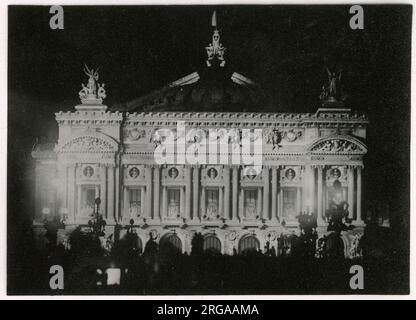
[7, 3, 411, 296]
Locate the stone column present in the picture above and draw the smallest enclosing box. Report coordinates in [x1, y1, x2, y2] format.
[77, 184, 82, 218]
[201, 187, 206, 218]
[219, 187, 223, 217]
[100, 165, 107, 218]
[302, 166, 307, 212]
[115, 166, 120, 222]
[192, 166, 200, 221]
[232, 167, 238, 221]
[180, 187, 185, 218]
[185, 167, 192, 221]
[309, 166, 316, 214]
[257, 188, 262, 218]
[357, 166, 363, 223]
[145, 166, 152, 219]
[239, 187, 244, 220]
[123, 186, 129, 220]
[317, 165, 324, 225]
[108, 165, 115, 221]
[297, 187, 302, 215]
[68, 165, 76, 222]
[271, 167, 277, 221]
[95, 185, 100, 199]
[140, 186, 145, 217]
[348, 166, 355, 219]
[278, 168, 283, 219]
[263, 168, 270, 220]
[162, 186, 167, 219]
[279, 188, 283, 220]
[153, 166, 160, 221]
[224, 167, 231, 220]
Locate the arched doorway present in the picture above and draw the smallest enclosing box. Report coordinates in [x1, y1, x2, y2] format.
[203, 235, 222, 254]
[239, 235, 260, 254]
[160, 233, 182, 253]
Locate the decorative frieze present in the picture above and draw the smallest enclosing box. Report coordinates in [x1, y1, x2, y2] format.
[58, 136, 116, 153]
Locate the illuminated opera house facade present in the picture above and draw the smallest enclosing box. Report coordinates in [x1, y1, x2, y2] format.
[32, 19, 368, 257]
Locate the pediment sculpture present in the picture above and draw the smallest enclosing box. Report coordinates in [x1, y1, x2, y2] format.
[59, 136, 116, 153]
[310, 138, 365, 153]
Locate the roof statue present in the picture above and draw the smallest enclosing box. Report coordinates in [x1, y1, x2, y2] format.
[319, 67, 345, 107]
[205, 11, 226, 67]
[78, 64, 107, 105]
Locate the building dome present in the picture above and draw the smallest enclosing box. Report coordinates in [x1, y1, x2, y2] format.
[113, 13, 269, 113]
[116, 66, 268, 113]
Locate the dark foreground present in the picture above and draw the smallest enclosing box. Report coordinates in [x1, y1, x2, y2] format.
[8, 223, 409, 295]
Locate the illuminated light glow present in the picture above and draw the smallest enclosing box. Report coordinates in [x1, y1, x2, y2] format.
[106, 268, 121, 285]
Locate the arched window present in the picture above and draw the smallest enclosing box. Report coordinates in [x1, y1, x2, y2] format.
[239, 235, 260, 254]
[160, 233, 182, 253]
[203, 235, 221, 254]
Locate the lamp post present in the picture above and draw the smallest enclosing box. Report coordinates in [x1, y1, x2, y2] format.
[42, 207, 63, 251]
[59, 207, 68, 223]
[88, 197, 106, 237]
[42, 207, 51, 221]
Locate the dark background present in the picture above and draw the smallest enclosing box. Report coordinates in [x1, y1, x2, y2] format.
[8, 5, 411, 292]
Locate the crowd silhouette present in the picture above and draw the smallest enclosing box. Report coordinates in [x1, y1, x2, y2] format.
[17, 202, 405, 295]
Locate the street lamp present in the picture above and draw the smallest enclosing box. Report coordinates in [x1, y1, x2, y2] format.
[42, 207, 51, 221]
[88, 197, 106, 236]
[59, 207, 68, 222]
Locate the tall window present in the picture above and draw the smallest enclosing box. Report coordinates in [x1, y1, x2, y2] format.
[168, 189, 180, 218]
[81, 186, 96, 217]
[326, 186, 347, 211]
[129, 188, 141, 218]
[283, 188, 297, 220]
[245, 189, 257, 218]
[206, 189, 219, 219]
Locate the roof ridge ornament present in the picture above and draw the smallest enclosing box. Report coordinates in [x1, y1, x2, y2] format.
[205, 11, 226, 67]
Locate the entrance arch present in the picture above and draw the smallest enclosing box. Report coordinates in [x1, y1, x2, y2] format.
[203, 235, 222, 254]
[160, 233, 183, 253]
[239, 235, 260, 254]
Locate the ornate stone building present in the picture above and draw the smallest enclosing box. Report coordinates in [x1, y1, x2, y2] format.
[32, 18, 368, 257]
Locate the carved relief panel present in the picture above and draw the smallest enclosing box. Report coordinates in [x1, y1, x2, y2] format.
[325, 165, 348, 187]
[123, 127, 148, 143]
[123, 164, 147, 186]
[201, 165, 224, 187]
[240, 166, 264, 187]
[77, 164, 100, 184]
[162, 165, 185, 186]
[280, 166, 302, 186]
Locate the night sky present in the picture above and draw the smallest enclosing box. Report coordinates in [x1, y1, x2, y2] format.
[8, 5, 411, 234]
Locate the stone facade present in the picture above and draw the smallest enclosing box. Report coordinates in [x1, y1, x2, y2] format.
[32, 104, 368, 256]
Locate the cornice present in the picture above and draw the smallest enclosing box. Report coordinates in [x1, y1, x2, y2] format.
[55, 110, 123, 125]
[123, 111, 368, 127]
